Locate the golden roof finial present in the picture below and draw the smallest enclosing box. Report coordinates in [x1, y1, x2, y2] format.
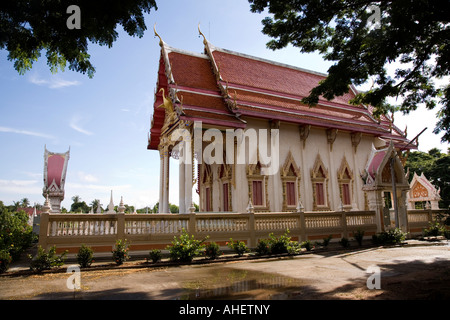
[153, 23, 164, 47]
[198, 23, 208, 45]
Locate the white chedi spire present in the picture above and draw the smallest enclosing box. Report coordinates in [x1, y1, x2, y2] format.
[118, 196, 126, 214]
[106, 190, 115, 213]
[42, 194, 52, 213]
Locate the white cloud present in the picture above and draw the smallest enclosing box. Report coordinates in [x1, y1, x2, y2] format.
[77, 171, 98, 183]
[0, 126, 56, 140]
[29, 73, 80, 89]
[69, 115, 93, 135]
[0, 179, 41, 195]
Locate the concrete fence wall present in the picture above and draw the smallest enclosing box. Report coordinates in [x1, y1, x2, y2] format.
[37, 209, 445, 254]
[38, 211, 379, 253]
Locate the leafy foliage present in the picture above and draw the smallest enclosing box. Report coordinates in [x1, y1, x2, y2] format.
[353, 229, 365, 246]
[249, 0, 450, 142]
[255, 238, 271, 256]
[112, 239, 130, 265]
[148, 249, 162, 263]
[0, 249, 12, 273]
[167, 229, 207, 262]
[372, 228, 407, 245]
[423, 221, 447, 237]
[77, 244, 94, 268]
[28, 246, 67, 272]
[339, 237, 350, 248]
[204, 242, 222, 260]
[227, 238, 250, 257]
[268, 230, 292, 254]
[70, 195, 90, 213]
[0, 202, 34, 261]
[1, 0, 158, 77]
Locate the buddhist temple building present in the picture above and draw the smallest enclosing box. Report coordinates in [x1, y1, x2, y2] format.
[147, 28, 418, 232]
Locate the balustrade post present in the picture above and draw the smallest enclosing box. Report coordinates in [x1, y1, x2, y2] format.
[248, 212, 255, 248]
[38, 212, 49, 250]
[116, 213, 125, 242]
[341, 211, 348, 239]
[188, 213, 197, 239]
[298, 211, 306, 242]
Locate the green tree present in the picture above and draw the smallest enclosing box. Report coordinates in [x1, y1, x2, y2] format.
[0, 201, 34, 261]
[20, 198, 30, 208]
[90, 199, 102, 213]
[249, 0, 450, 141]
[70, 195, 89, 213]
[1, 0, 158, 78]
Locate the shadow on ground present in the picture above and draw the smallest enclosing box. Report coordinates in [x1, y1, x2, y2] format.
[26, 256, 450, 300]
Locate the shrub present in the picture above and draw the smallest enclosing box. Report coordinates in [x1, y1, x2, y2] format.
[77, 244, 94, 268]
[444, 229, 450, 240]
[372, 228, 407, 245]
[112, 239, 130, 265]
[204, 242, 222, 260]
[227, 238, 249, 257]
[0, 249, 12, 273]
[322, 235, 333, 247]
[255, 239, 271, 256]
[29, 246, 67, 272]
[167, 229, 207, 263]
[268, 229, 291, 254]
[339, 237, 350, 248]
[354, 229, 365, 246]
[0, 208, 35, 261]
[301, 240, 313, 251]
[149, 249, 162, 263]
[423, 222, 446, 237]
[315, 235, 333, 248]
[287, 241, 302, 255]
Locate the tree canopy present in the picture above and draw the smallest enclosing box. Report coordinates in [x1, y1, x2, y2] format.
[0, 0, 157, 78]
[249, 0, 450, 141]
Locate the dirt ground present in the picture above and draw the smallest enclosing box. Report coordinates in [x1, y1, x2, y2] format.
[1, 241, 449, 300]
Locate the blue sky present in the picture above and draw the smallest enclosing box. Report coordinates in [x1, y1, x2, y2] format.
[0, 0, 448, 210]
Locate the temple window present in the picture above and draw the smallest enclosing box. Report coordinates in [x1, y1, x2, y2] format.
[247, 160, 270, 211]
[280, 151, 301, 212]
[223, 182, 229, 211]
[205, 187, 212, 211]
[311, 154, 330, 211]
[200, 163, 213, 212]
[337, 157, 354, 210]
[219, 163, 233, 212]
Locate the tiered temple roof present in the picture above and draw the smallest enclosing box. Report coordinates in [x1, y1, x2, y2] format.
[148, 32, 414, 151]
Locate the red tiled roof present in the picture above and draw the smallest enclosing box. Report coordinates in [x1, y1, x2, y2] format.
[212, 49, 358, 106]
[169, 52, 219, 92]
[148, 41, 412, 150]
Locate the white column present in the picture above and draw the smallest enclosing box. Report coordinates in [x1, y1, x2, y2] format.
[159, 150, 164, 213]
[162, 147, 170, 213]
[179, 160, 186, 214]
[185, 161, 193, 213]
